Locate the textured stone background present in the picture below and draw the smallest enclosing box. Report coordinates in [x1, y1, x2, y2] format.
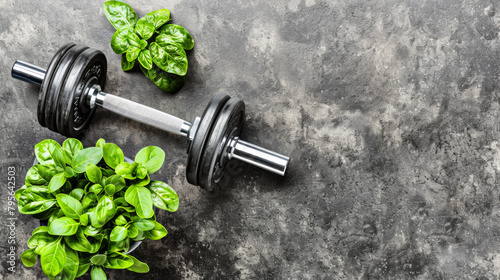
[2, 0, 500, 279]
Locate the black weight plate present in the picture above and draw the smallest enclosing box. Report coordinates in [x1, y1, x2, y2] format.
[186, 93, 230, 186]
[57, 48, 107, 137]
[37, 43, 75, 127]
[198, 97, 245, 192]
[45, 45, 88, 133]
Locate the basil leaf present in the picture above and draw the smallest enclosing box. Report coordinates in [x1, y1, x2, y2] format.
[48, 173, 67, 193]
[80, 213, 89, 226]
[25, 164, 55, 186]
[140, 65, 185, 92]
[144, 221, 168, 240]
[64, 227, 91, 253]
[121, 53, 135, 71]
[106, 175, 126, 192]
[76, 258, 90, 278]
[72, 147, 103, 173]
[150, 42, 188, 76]
[127, 225, 139, 238]
[110, 226, 128, 242]
[126, 46, 141, 62]
[135, 17, 155, 40]
[40, 237, 66, 277]
[69, 188, 85, 200]
[104, 252, 133, 269]
[125, 185, 154, 219]
[82, 192, 97, 210]
[91, 265, 107, 280]
[134, 146, 165, 174]
[96, 138, 106, 148]
[19, 196, 56, 215]
[62, 138, 83, 163]
[149, 181, 179, 212]
[115, 162, 137, 179]
[114, 215, 127, 226]
[85, 164, 102, 184]
[63, 166, 75, 178]
[90, 183, 104, 195]
[138, 49, 153, 70]
[95, 195, 117, 226]
[127, 255, 150, 273]
[103, 0, 137, 30]
[88, 234, 105, 254]
[21, 248, 37, 267]
[103, 143, 125, 169]
[48, 217, 79, 236]
[157, 24, 194, 50]
[29, 230, 57, 255]
[133, 219, 155, 231]
[91, 254, 107, 266]
[104, 184, 116, 196]
[52, 244, 79, 280]
[110, 26, 135, 54]
[84, 225, 102, 237]
[32, 207, 58, 220]
[35, 139, 65, 167]
[56, 194, 83, 219]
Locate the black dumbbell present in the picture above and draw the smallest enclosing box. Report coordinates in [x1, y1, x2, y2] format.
[12, 43, 289, 192]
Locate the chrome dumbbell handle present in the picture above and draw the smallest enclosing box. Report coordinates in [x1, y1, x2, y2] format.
[12, 60, 289, 176]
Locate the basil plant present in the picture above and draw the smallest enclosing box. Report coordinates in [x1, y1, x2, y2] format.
[16, 138, 179, 280]
[104, 1, 194, 92]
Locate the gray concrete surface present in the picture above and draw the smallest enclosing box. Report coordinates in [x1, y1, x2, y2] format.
[2, 0, 500, 279]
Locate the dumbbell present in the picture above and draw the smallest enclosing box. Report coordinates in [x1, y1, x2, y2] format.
[12, 43, 289, 192]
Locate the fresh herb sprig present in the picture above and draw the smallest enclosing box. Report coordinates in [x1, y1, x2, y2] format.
[17, 138, 179, 280]
[104, 1, 194, 92]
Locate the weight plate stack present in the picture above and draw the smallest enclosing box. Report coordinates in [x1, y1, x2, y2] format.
[198, 97, 245, 192]
[38, 43, 75, 128]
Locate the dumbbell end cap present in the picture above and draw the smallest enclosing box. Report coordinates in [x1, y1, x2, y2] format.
[11, 60, 46, 86]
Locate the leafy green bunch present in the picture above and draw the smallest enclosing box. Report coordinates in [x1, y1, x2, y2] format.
[16, 138, 179, 280]
[104, 1, 194, 92]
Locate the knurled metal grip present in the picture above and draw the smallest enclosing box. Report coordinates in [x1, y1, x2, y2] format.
[11, 44, 290, 191]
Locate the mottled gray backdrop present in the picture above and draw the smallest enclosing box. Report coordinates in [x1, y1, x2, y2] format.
[2, 0, 500, 279]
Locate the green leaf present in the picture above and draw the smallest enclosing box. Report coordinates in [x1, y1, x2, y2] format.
[25, 164, 56, 186]
[144, 221, 168, 240]
[19, 194, 57, 215]
[82, 192, 97, 210]
[48, 173, 67, 193]
[90, 183, 104, 195]
[64, 227, 92, 252]
[86, 164, 102, 184]
[88, 234, 105, 254]
[62, 138, 83, 163]
[28, 229, 57, 254]
[140, 65, 185, 92]
[91, 265, 107, 280]
[106, 175, 126, 192]
[133, 219, 155, 231]
[150, 42, 188, 76]
[21, 248, 37, 267]
[53, 244, 79, 280]
[146, 9, 170, 29]
[76, 258, 90, 278]
[91, 254, 107, 266]
[63, 166, 75, 178]
[126, 46, 141, 62]
[120, 55, 134, 72]
[127, 255, 150, 273]
[35, 139, 65, 167]
[104, 252, 134, 269]
[135, 146, 165, 174]
[157, 24, 194, 50]
[103, 0, 137, 30]
[104, 184, 116, 196]
[149, 181, 179, 212]
[110, 226, 128, 242]
[95, 195, 117, 226]
[115, 215, 127, 226]
[84, 225, 102, 237]
[125, 185, 154, 219]
[96, 138, 106, 148]
[40, 237, 66, 277]
[80, 213, 89, 226]
[56, 194, 83, 219]
[115, 162, 137, 180]
[110, 26, 135, 54]
[72, 147, 103, 173]
[103, 143, 125, 169]
[138, 49, 153, 70]
[48, 217, 79, 236]
[127, 225, 139, 238]
[69, 188, 85, 200]
[135, 17, 155, 40]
